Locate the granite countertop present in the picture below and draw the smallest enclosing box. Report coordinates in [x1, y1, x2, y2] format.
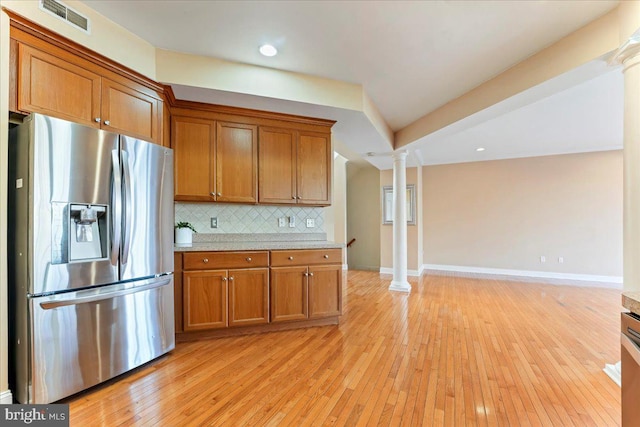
[175, 240, 344, 252]
[623, 292, 640, 316]
[173, 233, 344, 252]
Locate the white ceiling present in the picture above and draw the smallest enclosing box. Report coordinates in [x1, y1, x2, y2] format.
[415, 65, 624, 166]
[84, 0, 623, 169]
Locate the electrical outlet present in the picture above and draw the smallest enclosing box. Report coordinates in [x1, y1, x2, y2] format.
[288, 216, 296, 228]
[210, 217, 218, 228]
[278, 217, 286, 227]
[540, 256, 546, 263]
[306, 218, 315, 228]
[558, 257, 564, 264]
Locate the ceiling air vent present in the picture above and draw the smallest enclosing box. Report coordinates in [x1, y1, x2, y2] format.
[39, 0, 91, 34]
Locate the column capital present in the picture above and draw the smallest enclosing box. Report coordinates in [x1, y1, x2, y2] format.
[610, 32, 640, 68]
[392, 150, 408, 161]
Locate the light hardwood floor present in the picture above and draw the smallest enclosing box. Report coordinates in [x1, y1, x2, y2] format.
[66, 271, 621, 426]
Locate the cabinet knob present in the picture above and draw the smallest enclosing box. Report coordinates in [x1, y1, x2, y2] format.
[210, 192, 215, 197]
[229, 276, 234, 281]
[288, 256, 294, 260]
[292, 196, 296, 199]
[222, 276, 227, 281]
[246, 257, 252, 262]
[104, 120, 111, 126]
[304, 272, 308, 277]
[95, 117, 101, 123]
[324, 255, 329, 259]
[309, 272, 314, 276]
[297, 196, 302, 199]
[217, 192, 222, 196]
[202, 258, 209, 263]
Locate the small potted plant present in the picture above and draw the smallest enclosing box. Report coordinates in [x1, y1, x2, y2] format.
[175, 221, 197, 246]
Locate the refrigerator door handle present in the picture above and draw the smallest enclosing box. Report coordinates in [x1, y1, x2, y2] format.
[121, 149, 133, 265]
[39, 277, 172, 309]
[110, 149, 122, 265]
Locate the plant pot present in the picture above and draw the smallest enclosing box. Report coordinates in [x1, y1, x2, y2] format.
[175, 228, 193, 246]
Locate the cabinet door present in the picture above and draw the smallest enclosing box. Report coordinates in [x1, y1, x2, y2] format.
[308, 265, 342, 319]
[258, 127, 297, 204]
[101, 78, 161, 143]
[229, 268, 269, 326]
[183, 270, 228, 331]
[172, 116, 215, 201]
[18, 43, 101, 127]
[216, 122, 258, 203]
[297, 131, 332, 205]
[270, 266, 308, 323]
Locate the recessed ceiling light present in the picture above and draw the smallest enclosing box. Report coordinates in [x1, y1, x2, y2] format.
[476, 147, 485, 152]
[259, 44, 278, 57]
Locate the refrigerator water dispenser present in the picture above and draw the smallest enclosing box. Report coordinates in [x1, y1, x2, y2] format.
[69, 204, 107, 261]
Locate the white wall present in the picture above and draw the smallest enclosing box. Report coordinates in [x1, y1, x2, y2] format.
[346, 163, 380, 270]
[423, 151, 623, 278]
[324, 153, 348, 265]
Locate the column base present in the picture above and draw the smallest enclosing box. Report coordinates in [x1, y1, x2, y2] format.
[389, 280, 411, 293]
[603, 360, 621, 387]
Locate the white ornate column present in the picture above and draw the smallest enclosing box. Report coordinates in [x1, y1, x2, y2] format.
[389, 151, 411, 293]
[612, 33, 640, 293]
[605, 31, 640, 388]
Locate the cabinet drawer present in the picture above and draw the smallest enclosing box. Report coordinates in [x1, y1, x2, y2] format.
[270, 249, 342, 267]
[183, 251, 269, 270]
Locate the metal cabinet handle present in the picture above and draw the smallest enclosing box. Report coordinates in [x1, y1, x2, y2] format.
[40, 277, 171, 309]
[324, 255, 329, 259]
[95, 117, 101, 123]
[304, 272, 308, 277]
[217, 192, 221, 196]
[104, 120, 111, 126]
[246, 257, 252, 262]
[292, 196, 296, 199]
[229, 276, 234, 281]
[297, 196, 302, 199]
[309, 272, 314, 276]
[222, 277, 227, 281]
[288, 256, 294, 260]
[202, 258, 209, 263]
[210, 192, 215, 197]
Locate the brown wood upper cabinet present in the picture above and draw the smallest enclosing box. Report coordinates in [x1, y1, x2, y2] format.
[259, 128, 332, 206]
[16, 43, 162, 144]
[172, 117, 257, 203]
[172, 116, 215, 201]
[216, 122, 258, 203]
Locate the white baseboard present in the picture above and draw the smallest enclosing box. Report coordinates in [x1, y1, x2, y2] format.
[0, 389, 13, 404]
[379, 267, 423, 277]
[423, 264, 622, 288]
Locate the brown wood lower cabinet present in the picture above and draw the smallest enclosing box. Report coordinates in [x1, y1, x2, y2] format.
[183, 267, 269, 331]
[177, 248, 342, 338]
[271, 250, 343, 323]
[229, 268, 269, 326]
[308, 265, 342, 318]
[183, 270, 228, 331]
[271, 266, 309, 322]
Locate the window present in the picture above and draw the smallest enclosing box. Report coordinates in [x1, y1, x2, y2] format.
[382, 184, 416, 225]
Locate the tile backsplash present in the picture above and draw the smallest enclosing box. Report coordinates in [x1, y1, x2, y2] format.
[175, 203, 325, 234]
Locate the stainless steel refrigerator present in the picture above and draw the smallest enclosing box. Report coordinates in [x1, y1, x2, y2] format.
[8, 114, 175, 404]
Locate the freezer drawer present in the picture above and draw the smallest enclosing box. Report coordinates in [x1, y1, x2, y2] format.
[17, 277, 175, 404]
